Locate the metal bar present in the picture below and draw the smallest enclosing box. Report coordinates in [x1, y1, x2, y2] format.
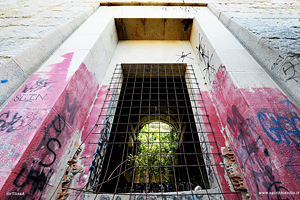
[80, 63, 241, 199]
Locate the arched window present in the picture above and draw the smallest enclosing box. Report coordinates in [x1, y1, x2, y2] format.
[126, 122, 177, 183]
[87, 64, 212, 195]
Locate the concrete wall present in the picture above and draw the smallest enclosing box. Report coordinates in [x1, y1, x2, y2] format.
[1, 1, 299, 108]
[208, 0, 300, 109]
[0, 1, 300, 200]
[190, 6, 300, 200]
[0, 0, 100, 106]
[0, 6, 237, 199]
[0, 7, 117, 199]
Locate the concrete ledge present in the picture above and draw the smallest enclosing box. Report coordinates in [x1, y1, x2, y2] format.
[208, 3, 300, 108]
[0, 59, 27, 106]
[0, 3, 100, 107]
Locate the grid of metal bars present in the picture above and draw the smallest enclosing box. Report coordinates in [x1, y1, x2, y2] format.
[83, 63, 241, 200]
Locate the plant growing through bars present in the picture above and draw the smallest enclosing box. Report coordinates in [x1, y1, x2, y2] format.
[127, 122, 178, 183]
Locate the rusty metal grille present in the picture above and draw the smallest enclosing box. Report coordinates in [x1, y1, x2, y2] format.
[83, 64, 240, 200]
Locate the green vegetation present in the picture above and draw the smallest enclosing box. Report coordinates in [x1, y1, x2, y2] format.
[128, 122, 178, 183]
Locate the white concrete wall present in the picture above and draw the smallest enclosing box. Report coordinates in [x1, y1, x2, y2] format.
[1, 1, 299, 108]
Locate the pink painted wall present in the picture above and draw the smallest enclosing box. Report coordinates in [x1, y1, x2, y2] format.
[0, 53, 100, 199]
[2, 49, 299, 200]
[198, 90, 242, 199]
[209, 65, 300, 199]
[67, 85, 116, 199]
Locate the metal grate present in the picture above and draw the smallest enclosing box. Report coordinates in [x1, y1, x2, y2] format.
[82, 63, 240, 200]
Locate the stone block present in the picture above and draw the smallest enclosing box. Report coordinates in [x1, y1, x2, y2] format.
[216, 49, 264, 73]
[12, 39, 48, 76]
[252, 39, 283, 73]
[274, 56, 300, 104]
[219, 11, 232, 27]
[59, 34, 101, 50]
[0, 59, 27, 107]
[52, 62, 98, 130]
[73, 22, 107, 35]
[227, 18, 241, 38]
[100, 18, 118, 61]
[88, 49, 109, 85]
[229, 71, 280, 90]
[231, 24, 261, 55]
[207, 4, 221, 18]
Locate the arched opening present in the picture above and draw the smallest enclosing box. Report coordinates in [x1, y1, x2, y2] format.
[125, 122, 177, 184]
[87, 64, 210, 194]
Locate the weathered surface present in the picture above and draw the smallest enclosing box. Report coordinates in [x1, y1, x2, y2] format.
[0, 0, 99, 64]
[210, 0, 300, 58]
[0, 52, 101, 199]
[1, 0, 299, 107]
[0, 1, 299, 200]
[208, 0, 300, 108]
[0, 0, 100, 106]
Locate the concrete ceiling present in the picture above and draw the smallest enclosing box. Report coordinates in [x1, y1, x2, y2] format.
[115, 18, 193, 40]
[122, 63, 187, 77]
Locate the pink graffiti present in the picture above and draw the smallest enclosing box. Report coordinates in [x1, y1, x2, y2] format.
[0, 51, 101, 199]
[210, 64, 300, 199]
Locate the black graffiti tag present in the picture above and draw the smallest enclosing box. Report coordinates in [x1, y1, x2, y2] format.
[281, 61, 300, 83]
[12, 91, 78, 199]
[176, 52, 194, 62]
[13, 162, 51, 196]
[196, 33, 215, 84]
[22, 78, 50, 93]
[226, 105, 294, 198]
[0, 111, 23, 133]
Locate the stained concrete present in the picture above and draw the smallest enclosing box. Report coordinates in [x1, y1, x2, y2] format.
[1, 0, 300, 108]
[1, 2, 300, 200]
[115, 18, 193, 40]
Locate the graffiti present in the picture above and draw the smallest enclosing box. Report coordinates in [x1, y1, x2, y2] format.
[195, 33, 215, 84]
[258, 112, 300, 147]
[0, 111, 39, 145]
[1, 79, 8, 84]
[22, 78, 49, 93]
[14, 93, 47, 102]
[152, 6, 201, 14]
[13, 162, 51, 195]
[10, 92, 78, 199]
[280, 61, 300, 83]
[87, 117, 111, 189]
[226, 105, 294, 198]
[272, 55, 300, 83]
[39, 138, 62, 167]
[87, 88, 117, 190]
[226, 105, 244, 134]
[280, 99, 294, 107]
[176, 52, 194, 62]
[178, 6, 201, 14]
[271, 55, 284, 70]
[12, 114, 66, 198]
[0, 111, 23, 133]
[9, 78, 51, 103]
[37, 115, 65, 167]
[61, 92, 77, 125]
